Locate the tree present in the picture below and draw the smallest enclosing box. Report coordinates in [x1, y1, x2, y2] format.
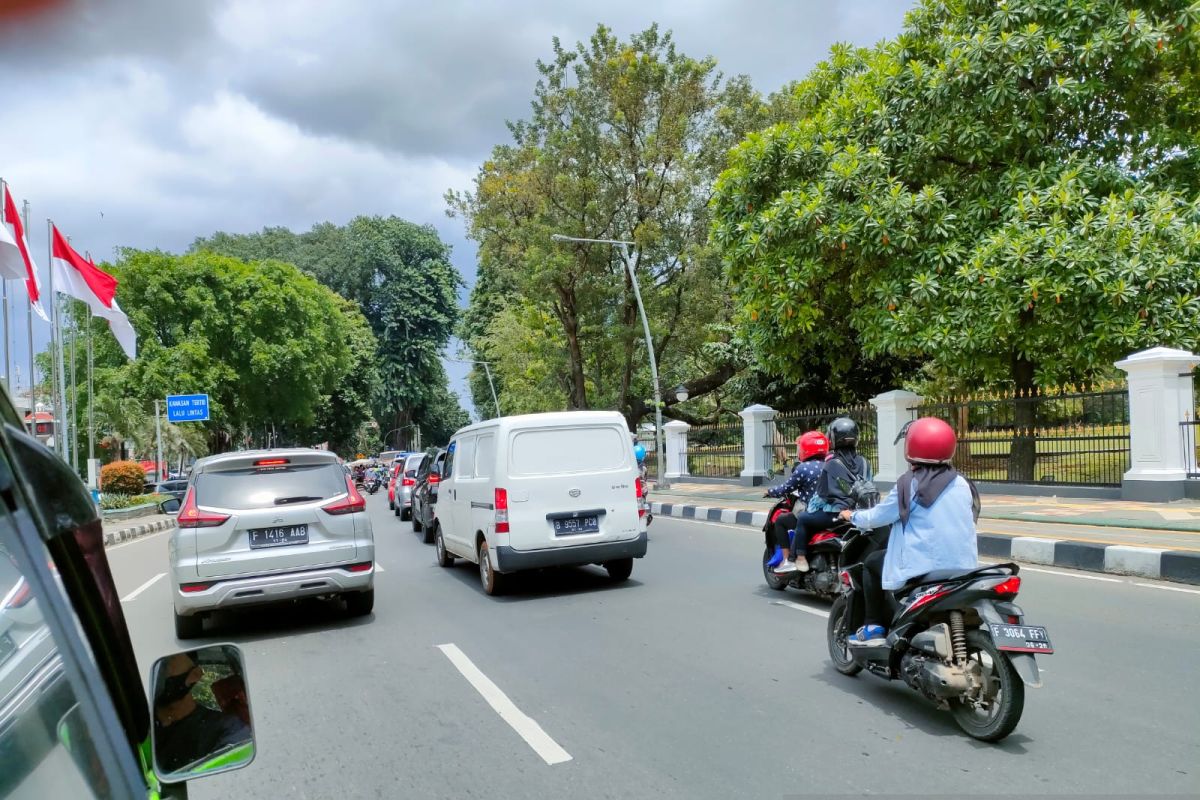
[712, 0, 1200, 478]
[193, 216, 465, 442]
[448, 24, 768, 426]
[86, 249, 369, 452]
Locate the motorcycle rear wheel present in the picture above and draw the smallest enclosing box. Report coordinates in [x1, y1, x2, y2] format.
[762, 546, 788, 591]
[951, 629, 1025, 742]
[827, 595, 862, 676]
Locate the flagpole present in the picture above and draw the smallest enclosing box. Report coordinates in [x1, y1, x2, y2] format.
[0, 179, 8, 397]
[69, 303, 78, 473]
[87, 307, 94, 465]
[21, 199, 33, 419]
[47, 219, 66, 459]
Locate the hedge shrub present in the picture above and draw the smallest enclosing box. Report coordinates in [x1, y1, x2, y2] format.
[100, 460, 147, 495]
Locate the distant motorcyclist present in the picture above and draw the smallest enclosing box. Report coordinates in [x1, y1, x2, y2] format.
[838, 417, 979, 645]
[767, 431, 828, 574]
[797, 417, 870, 557]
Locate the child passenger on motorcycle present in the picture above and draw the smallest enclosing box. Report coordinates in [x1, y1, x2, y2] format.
[765, 431, 829, 574]
[838, 417, 979, 645]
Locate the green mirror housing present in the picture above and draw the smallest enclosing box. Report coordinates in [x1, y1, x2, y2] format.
[149, 643, 256, 784]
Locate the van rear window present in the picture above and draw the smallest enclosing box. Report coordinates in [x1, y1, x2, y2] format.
[509, 426, 628, 476]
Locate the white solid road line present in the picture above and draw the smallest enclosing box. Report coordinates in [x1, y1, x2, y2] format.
[121, 572, 165, 602]
[770, 599, 829, 618]
[1017, 566, 1121, 582]
[436, 643, 572, 766]
[1134, 582, 1200, 596]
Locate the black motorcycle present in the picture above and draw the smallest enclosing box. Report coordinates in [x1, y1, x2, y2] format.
[364, 476, 382, 495]
[826, 526, 1052, 742]
[761, 490, 844, 599]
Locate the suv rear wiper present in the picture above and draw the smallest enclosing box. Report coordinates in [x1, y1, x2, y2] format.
[274, 495, 323, 506]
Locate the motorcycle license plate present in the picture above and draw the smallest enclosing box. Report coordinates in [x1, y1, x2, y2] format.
[989, 623, 1054, 654]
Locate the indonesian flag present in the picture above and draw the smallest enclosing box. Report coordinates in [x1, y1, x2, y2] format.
[50, 225, 137, 360]
[0, 217, 24, 281]
[2, 185, 49, 321]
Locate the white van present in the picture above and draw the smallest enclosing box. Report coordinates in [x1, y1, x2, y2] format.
[434, 411, 648, 594]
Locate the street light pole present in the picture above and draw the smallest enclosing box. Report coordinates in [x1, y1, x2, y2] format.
[444, 357, 502, 419]
[550, 234, 668, 489]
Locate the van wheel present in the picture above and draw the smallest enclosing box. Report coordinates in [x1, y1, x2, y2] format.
[174, 610, 203, 640]
[605, 558, 634, 582]
[436, 528, 455, 567]
[422, 519, 436, 545]
[345, 589, 374, 617]
[478, 540, 505, 596]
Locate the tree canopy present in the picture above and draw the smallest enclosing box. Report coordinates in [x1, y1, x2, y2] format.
[449, 24, 772, 425]
[712, 0, 1200, 400]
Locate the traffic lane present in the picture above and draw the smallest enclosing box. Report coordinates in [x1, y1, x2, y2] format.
[658, 516, 1200, 796]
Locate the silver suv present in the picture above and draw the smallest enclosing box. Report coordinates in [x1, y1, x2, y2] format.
[170, 449, 375, 639]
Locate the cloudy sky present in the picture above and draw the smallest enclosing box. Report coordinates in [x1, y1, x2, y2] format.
[0, 0, 910, 415]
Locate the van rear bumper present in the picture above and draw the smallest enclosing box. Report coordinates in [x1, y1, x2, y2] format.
[495, 531, 648, 572]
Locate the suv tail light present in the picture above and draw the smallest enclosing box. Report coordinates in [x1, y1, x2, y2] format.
[428, 474, 441, 484]
[635, 477, 646, 518]
[323, 477, 366, 515]
[178, 487, 231, 529]
[495, 488, 509, 533]
[402, 477, 416, 487]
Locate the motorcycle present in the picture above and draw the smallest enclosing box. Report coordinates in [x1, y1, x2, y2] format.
[364, 476, 382, 495]
[638, 462, 653, 525]
[761, 490, 843, 599]
[826, 525, 1052, 742]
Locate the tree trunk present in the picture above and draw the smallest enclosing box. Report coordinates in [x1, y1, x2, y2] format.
[557, 292, 588, 410]
[1007, 353, 1038, 482]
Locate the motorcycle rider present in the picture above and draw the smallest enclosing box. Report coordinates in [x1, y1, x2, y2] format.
[766, 431, 829, 574]
[837, 417, 979, 645]
[797, 417, 870, 548]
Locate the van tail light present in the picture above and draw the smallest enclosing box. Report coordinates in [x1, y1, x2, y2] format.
[495, 488, 509, 533]
[177, 487, 230, 529]
[323, 477, 366, 515]
[635, 477, 647, 518]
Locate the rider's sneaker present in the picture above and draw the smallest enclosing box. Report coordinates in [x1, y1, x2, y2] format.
[793, 555, 810, 573]
[773, 560, 798, 575]
[846, 625, 887, 646]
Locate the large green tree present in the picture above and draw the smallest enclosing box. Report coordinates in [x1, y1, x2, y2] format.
[712, 0, 1200, 477]
[449, 24, 769, 426]
[194, 216, 466, 440]
[76, 249, 374, 453]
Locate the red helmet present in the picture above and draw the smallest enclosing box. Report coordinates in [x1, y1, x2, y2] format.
[797, 431, 830, 461]
[905, 417, 956, 465]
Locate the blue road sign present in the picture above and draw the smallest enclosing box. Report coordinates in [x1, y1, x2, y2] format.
[166, 394, 210, 422]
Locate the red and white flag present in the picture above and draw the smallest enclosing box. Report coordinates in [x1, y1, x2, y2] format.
[2, 185, 49, 321]
[50, 225, 137, 359]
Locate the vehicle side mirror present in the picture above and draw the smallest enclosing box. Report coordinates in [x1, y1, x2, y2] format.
[160, 497, 181, 515]
[150, 644, 256, 784]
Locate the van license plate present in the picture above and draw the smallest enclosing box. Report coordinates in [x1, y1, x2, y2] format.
[553, 516, 599, 536]
[249, 524, 309, 549]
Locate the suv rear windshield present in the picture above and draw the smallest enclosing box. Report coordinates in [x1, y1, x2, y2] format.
[195, 463, 346, 510]
[405, 454, 425, 477]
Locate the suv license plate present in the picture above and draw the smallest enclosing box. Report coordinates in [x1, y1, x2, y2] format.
[552, 516, 599, 536]
[249, 524, 309, 549]
[989, 623, 1054, 654]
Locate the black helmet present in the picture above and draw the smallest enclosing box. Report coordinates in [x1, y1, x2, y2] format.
[827, 417, 859, 449]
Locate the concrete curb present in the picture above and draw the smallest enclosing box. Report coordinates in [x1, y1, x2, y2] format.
[650, 501, 1200, 586]
[103, 517, 176, 548]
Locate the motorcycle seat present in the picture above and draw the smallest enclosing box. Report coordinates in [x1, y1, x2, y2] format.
[899, 566, 1008, 591]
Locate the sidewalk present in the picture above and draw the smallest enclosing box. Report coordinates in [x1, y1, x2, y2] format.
[651, 480, 1200, 585]
[100, 513, 175, 547]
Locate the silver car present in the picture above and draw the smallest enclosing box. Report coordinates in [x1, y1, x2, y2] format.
[170, 449, 375, 639]
[392, 452, 427, 520]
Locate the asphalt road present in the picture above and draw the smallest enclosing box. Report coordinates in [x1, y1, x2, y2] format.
[108, 496, 1200, 799]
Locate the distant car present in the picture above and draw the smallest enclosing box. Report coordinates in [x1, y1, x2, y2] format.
[393, 452, 427, 520]
[153, 479, 189, 503]
[169, 448, 376, 639]
[385, 452, 413, 510]
[410, 448, 446, 544]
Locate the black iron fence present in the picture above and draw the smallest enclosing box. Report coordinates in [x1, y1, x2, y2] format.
[770, 404, 878, 478]
[915, 387, 1130, 487]
[685, 419, 743, 479]
[636, 428, 658, 481]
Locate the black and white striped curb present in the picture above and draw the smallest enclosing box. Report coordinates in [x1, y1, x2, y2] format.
[650, 500, 1200, 586]
[103, 517, 176, 548]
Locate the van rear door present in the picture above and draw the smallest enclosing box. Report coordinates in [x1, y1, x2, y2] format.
[503, 423, 640, 552]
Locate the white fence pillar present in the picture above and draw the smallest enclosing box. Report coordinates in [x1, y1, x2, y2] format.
[1115, 346, 1200, 501]
[870, 389, 923, 484]
[739, 404, 775, 486]
[663, 420, 690, 479]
